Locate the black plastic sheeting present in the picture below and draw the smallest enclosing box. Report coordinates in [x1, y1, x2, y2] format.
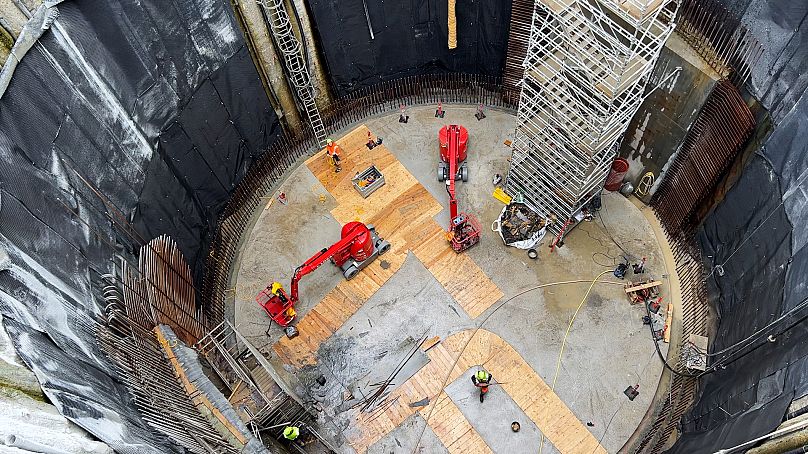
[0, 0, 278, 451]
[668, 1, 808, 451]
[306, 0, 512, 95]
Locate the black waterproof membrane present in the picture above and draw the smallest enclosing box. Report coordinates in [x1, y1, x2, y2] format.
[306, 0, 512, 95]
[0, 0, 278, 451]
[669, 1, 808, 451]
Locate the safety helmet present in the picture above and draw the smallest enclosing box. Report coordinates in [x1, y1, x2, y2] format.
[271, 282, 283, 294]
[326, 138, 333, 144]
[476, 370, 489, 381]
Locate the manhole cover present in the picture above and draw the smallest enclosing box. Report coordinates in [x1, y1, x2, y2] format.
[380, 260, 390, 269]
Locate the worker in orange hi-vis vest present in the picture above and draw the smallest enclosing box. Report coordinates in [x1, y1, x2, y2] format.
[326, 138, 343, 173]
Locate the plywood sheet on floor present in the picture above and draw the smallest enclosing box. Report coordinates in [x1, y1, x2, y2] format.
[410, 221, 504, 318]
[345, 342, 472, 452]
[443, 330, 607, 454]
[276, 125, 503, 368]
[347, 329, 606, 454]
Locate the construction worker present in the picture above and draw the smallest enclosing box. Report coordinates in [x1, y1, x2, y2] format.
[282, 425, 300, 441]
[271, 282, 288, 303]
[326, 138, 343, 173]
[471, 369, 493, 403]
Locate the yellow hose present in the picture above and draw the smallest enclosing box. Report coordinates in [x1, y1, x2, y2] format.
[540, 269, 612, 453]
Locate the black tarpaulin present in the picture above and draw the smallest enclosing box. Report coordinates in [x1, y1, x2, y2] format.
[306, 0, 512, 95]
[668, 2, 808, 448]
[0, 0, 278, 450]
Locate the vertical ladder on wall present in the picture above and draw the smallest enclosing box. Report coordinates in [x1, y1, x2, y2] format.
[258, 0, 327, 146]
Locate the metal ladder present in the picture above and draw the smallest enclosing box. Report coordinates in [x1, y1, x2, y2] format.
[257, 0, 327, 146]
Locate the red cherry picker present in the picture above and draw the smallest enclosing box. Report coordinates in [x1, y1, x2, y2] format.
[256, 222, 390, 328]
[438, 125, 481, 253]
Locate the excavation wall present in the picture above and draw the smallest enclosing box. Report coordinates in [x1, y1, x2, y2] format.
[0, 0, 278, 450]
[669, 1, 808, 451]
[306, 0, 512, 95]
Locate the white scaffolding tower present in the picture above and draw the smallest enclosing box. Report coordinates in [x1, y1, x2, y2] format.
[506, 0, 678, 235]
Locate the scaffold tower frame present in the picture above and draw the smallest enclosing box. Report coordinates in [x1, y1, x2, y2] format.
[506, 0, 678, 235]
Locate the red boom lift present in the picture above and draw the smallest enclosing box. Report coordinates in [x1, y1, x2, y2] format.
[438, 125, 481, 253]
[256, 222, 390, 327]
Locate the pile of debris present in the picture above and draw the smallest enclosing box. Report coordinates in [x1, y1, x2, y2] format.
[496, 203, 548, 247]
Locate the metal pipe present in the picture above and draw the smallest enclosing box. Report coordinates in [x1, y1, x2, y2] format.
[5, 435, 74, 454]
[727, 418, 808, 454]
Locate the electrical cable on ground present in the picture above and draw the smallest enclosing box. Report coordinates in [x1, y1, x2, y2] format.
[599, 204, 637, 261]
[596, 199, 703, 378]
[539, 270, 611, 453]
[589, 349, 657, 454]
[409, 277, 626, 454]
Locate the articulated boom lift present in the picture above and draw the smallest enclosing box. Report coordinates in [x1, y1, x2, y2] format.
[438, 125, 481, 253]
[256, 222, 390, 327]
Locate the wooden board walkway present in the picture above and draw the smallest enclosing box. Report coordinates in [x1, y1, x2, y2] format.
[273, 125, 503, 367]
[347, 329, 607, 454]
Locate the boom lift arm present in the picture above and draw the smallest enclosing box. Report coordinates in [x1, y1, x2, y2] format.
[256, 222, 389, 327]
[439, 124, 481, 253]
[288, 222, 365, 302]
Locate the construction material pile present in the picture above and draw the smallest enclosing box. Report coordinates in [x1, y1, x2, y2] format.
[493, 203, 548, 249]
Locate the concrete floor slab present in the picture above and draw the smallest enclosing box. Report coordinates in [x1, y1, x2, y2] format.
[367, 413, 448, 454]
[445, 368, 543, 454]
[235, 106, 672, 452]
[235, 161, 342, 348]
[314, 253, 471, 408]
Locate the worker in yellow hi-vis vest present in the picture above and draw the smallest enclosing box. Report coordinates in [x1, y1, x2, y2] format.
[471, 369, 493, 402]
[283, 425, 299, 441]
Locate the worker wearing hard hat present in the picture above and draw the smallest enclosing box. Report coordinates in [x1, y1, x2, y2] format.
[471, 369, 493, 402]
[283, 425, 300, 441]
[271, 282, 288, 303]
[326, 138, 343, 173]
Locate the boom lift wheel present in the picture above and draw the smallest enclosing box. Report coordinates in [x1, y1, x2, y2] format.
[377, 240, 391, 255]
[343, 265, 360, 280]
[438, 164, 447, 182]
[461, 165, 468, 182]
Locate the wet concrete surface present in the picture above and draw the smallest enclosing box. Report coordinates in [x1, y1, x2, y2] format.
[367, 413, 448, 454]
[235, 106, 668, 453]
[445, 368, 543, 454]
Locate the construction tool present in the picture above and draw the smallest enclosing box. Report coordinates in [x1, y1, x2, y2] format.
[614, 257, 630, 279]
[256, 222, 390, 328]
[438, 125, 481, 253]
[633, 257, 647, 274]
[492, 187, 512, 205]
[624, 384, 640, 400]
[550, 218, 572, 251]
